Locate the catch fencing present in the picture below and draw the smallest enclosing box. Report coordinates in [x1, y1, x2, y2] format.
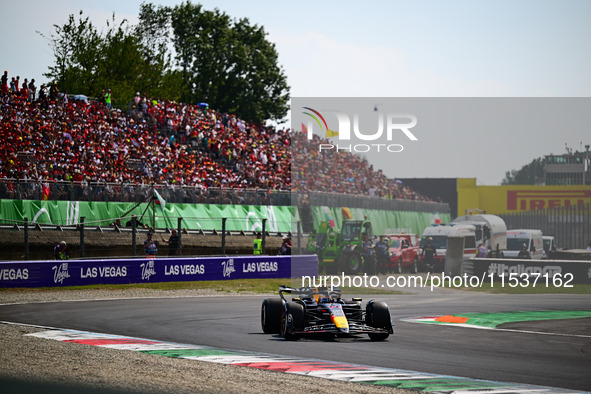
[0, 215, 298, 262]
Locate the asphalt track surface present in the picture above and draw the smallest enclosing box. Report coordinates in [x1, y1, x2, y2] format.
[1, 288, 590, 392]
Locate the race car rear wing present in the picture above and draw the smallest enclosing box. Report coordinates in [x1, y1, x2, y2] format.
[278, 285, 342, 302]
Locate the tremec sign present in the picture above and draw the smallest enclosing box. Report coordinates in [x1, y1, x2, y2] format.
[0, 255, 318, 288]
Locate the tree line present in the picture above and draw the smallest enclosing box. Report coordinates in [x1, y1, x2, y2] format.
[501, 157, 545, 185]
[40, 2, 290, 124]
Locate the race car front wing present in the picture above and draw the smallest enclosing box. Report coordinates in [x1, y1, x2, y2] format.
[292, 321, 391, 335]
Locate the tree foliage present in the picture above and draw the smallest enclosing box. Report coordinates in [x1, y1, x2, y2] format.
[42, 2, 290, 123]
[41, 10, 179, 104]
[139, 2, 290, 123]
[501, 157, 545, 185]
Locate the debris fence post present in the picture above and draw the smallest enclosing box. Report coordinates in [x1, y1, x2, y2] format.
[132, 215, 137, 257]
[177, 217, 182, 256]
[221, 218, 227, 255]
[297, 220, 302, 255]
[262, 219, 267, 255]
[79, 217, 85, 258]
[24, 217, 29, 260]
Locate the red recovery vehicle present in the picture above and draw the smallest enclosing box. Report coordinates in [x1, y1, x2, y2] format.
[385, 234, 420, 273]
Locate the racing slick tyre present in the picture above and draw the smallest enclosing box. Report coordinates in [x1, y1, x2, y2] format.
[261, 298, 284, 334]
[366, 301, 392, 341]
[281, 301, 305, 341]
[340, 250, 363, 274]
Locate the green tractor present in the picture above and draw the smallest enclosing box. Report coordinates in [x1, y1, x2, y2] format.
[308, 220, 376, 275]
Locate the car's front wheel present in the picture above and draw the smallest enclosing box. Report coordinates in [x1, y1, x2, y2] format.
[281, 301, 305, 340]
[366, 301, 392, 341]
[261, 298, 284, 334]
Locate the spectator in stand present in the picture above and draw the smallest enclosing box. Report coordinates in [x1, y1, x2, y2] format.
[20, 81, 28, 101]
[38, 84, 47, 102]
[291, 132, 433, 200]
[99, 89, 106, 106]
[0, 68, 434, 203]
[49, 82, 59, 100]
[105, 89, 112, 109]
[28, 79, 36, 101]
[1, 71, 8, 96]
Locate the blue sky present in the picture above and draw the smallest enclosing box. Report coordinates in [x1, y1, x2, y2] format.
[2, 0, 591, 184]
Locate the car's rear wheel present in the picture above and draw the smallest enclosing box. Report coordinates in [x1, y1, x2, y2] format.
[366, 301, 392, 341]
[281, 301, 305, 340]
[261, 298, 284, 334]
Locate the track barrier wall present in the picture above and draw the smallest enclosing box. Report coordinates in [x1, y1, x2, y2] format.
[0, 255, 318, 288]
[445, 236, 464, 277]
[468, 258, 591, 285]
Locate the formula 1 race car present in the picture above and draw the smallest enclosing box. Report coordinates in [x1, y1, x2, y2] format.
[261, 286, 394, 341]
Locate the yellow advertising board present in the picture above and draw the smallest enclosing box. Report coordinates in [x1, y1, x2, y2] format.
[457, 178, 591, 216]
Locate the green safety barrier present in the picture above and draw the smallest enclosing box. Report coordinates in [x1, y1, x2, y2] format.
[0, 199, 444, 235]
[0, 199, 293, 232]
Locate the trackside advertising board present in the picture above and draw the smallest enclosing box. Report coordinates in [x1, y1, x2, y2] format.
[0, 255, 318, 288]
[457, 179, 591, 216]
[472, 258, 591, 285]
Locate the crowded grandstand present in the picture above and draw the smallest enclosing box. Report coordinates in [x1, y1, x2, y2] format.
[1, 70, 433, 203]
